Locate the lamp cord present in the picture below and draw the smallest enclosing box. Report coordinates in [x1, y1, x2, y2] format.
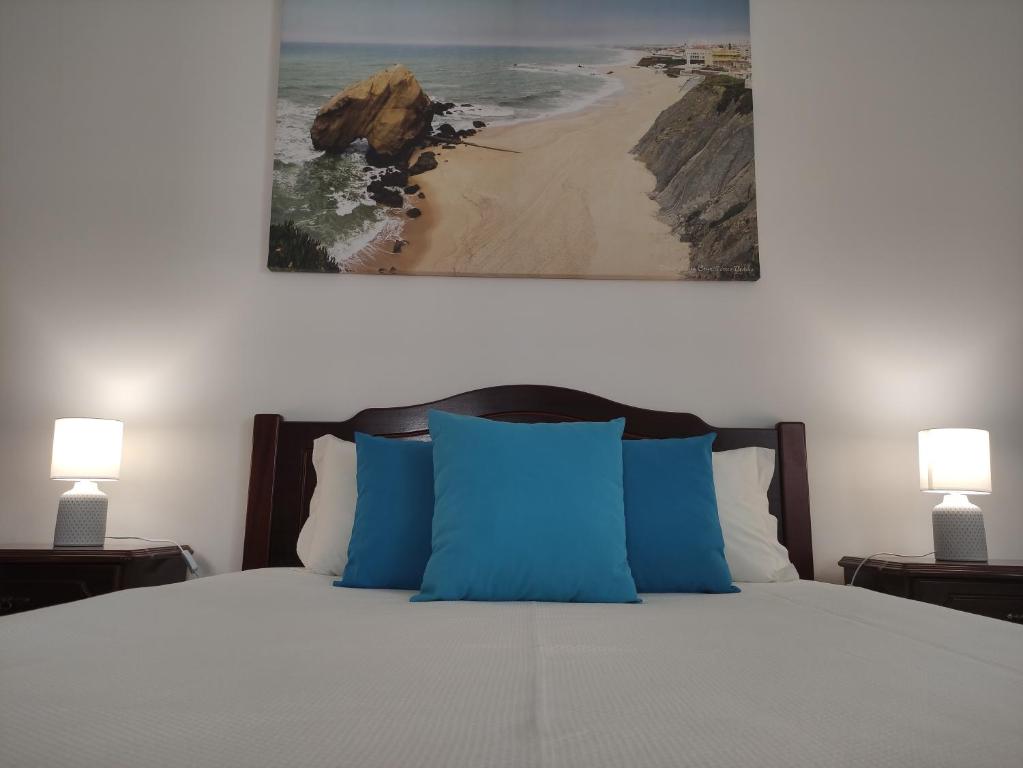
[105, 536, 200, 577]
[847, 551, 934, 587]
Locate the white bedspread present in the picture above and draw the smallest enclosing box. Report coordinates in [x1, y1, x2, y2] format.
[1, 568, 1021, 768]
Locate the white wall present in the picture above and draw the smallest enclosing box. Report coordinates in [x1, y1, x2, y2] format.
[1, 0, 1020, 579]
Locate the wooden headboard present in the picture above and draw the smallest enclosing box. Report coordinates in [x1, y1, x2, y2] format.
[242, 385, 814, 579]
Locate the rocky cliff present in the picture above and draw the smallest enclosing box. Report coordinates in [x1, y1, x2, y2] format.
[632, 76, 758, 279]
[311, 64, 433, 166]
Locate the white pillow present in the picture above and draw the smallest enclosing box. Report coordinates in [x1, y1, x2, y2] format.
[713, 447, 799, 582]
[295, 434, 357, 575]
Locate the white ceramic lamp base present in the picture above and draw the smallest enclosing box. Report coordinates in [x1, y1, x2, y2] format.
[932, 493, 987, 562]
[53, 480, 108, 547]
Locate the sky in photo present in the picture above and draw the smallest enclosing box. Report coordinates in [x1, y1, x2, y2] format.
[281, 0, 750, 47]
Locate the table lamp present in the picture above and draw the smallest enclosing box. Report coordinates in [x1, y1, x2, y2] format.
[918, 428, 991, 562]
[50, 418, 123, 547]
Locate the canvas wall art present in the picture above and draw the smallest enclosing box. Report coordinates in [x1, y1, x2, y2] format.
[269, 0, 757, 280]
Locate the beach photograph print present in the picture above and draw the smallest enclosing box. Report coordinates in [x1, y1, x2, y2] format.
[269, 0, 758, 280]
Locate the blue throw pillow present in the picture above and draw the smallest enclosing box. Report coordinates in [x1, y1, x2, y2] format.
[413, 411, 639, 603]
[336, 433, 434, 590]
[623, 434, 738, 593]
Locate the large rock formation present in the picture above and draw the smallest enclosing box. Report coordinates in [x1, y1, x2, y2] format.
[633, 75, 758, 279]
[311, 65, 433, 167]
[408, 151, 438, 176]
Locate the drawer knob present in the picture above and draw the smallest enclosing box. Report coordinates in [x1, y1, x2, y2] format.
[0, 595, 34, 613]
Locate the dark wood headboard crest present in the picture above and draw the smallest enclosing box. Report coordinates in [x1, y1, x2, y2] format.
[242, 385, 813, 578]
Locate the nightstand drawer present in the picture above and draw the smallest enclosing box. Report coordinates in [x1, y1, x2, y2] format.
[0, 545, 189, 616]
[0, 563, 121, 615]
[839, 556, 1023, 624]
[912, 579, 1023, 623]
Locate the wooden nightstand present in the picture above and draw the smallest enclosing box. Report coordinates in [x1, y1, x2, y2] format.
[0, 543, 190, 616]
[839, 556, 1023, 624]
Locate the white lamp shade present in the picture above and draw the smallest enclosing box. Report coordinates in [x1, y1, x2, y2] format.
[50, 418, 123, 481]
[918, 428, 991, 495]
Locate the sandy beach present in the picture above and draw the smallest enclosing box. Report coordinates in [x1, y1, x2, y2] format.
[360, 65, 695, 279]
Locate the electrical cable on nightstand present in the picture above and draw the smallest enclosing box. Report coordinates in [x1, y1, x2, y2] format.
[105, 536, 200, 577]
[847, 551, 934, 587]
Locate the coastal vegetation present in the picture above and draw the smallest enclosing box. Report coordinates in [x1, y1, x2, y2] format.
[706, 75, 753, 115]
[268, 221, 340, 273]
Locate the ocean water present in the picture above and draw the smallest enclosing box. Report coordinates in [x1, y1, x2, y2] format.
[271, 43, 632, 267]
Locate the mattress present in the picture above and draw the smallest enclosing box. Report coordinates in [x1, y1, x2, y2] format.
[1, 568, 1021, 768]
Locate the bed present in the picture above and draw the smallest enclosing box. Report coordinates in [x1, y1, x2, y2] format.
[2, 386, 1021, 768]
